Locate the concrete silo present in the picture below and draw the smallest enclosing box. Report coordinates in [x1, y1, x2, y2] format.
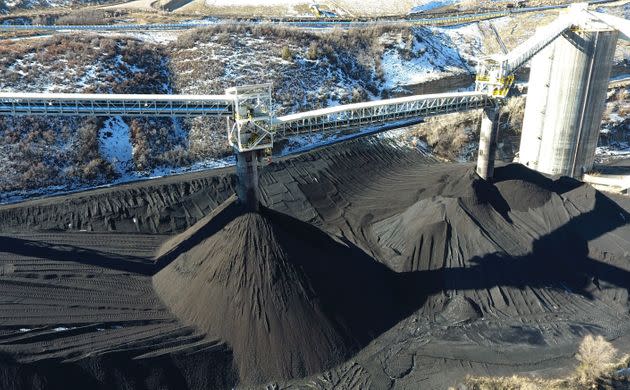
[518, 25, 619, 178]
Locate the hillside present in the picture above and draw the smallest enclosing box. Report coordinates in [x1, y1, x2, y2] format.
[0, 23, 482, 202]
[0, 0, 113, 14]
[0, 35, 176, 194]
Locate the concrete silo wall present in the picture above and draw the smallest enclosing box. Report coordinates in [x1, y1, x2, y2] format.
[519, 29, 619, 178]
[518, 43, 555, 171]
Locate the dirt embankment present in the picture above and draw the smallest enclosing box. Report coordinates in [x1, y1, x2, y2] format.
[402, 73, 474, 95]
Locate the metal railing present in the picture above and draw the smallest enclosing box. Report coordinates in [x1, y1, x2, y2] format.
[0, 90, 493, 147]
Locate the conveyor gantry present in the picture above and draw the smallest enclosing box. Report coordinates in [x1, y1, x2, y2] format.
[0, 89, 493, 152]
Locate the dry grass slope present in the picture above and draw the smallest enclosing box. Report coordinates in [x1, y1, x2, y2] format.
[458, 335, 630, 390]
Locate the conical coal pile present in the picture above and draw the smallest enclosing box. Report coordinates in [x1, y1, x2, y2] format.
[153, 197, 397, 385]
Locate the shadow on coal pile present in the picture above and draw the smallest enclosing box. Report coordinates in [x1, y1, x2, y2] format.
[151, 196, 422, 385]
[0, 345, 237, 390]
[0, 236, 155, 275]
[394, 164, 630, 310]
[2, 163, 630, 389]
[149, 163, 630, 386]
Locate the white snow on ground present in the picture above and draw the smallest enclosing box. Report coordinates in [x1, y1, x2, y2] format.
[411, 0, 457, 13]
[332, 0, 417, 16]
[597, 142, 630, 158]
[489, 14, 513, 28]
[377, 127, 432, 152]
[108, 32, 181, 45]
[99, 117, 134, 174]
[206, 0, 308, 4]
[381, 49, 440, 89]
[434, 22, 484, 65]
[2, 0, 99, 10]
[608, 113, 626, 123]
[380, 27, 474, 90]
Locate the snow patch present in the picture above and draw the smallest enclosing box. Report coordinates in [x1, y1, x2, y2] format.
[99, 117, 134, 174]
[432, 23, 484, 69]
[597, 142, 630, 158]
[53, 326, 76, 332]
[410, 0, 456, 13]
[381, 28, 468, 90]
[377, 127, 430, 152]
[106, 31, 181, 45]
[206, 0, 307, 4]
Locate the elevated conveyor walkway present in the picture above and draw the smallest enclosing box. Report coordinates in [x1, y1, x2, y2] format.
[0, 93, 235, 117]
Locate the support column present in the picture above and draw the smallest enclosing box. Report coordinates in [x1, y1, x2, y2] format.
[476, 106, 500, 181]
[236, 150, 260, 211]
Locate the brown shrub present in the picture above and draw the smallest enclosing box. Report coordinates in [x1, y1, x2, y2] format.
[575, 334, 617, 385]
[20, 162, 57, 189]
[280, 45, 293, 61]
[458, 334, 627, 389]
[501, 95, 525, 134]
[81, 158, 116, 181]
[55, 10, 111, 26]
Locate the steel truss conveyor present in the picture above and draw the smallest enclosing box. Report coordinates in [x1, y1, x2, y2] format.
[0, 93, 235, 117]
[274, 92, 491, 137]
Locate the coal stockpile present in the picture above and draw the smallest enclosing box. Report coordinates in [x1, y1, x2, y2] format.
[153, 197, 401, 385]
[1, 137, 630, 389]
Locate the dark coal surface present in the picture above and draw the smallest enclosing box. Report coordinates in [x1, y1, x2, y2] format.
[153, 198, 398, 384]
[1, 137, 630, 389]
[0, 172, 236, 234]
[0, 232, 238, 390]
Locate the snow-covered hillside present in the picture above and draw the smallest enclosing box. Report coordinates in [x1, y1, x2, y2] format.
[171, 24, 480, 107]
[0, 35, 180, 195]
[0, 23, 483, 202]
[380, 25, 481, 90]
[198, 0, 461, 16]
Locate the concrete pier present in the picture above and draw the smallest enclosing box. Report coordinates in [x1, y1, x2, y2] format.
[236, 150, 261, 211]
[476, 106, 500, 180]
[518, 28, 619, 178]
